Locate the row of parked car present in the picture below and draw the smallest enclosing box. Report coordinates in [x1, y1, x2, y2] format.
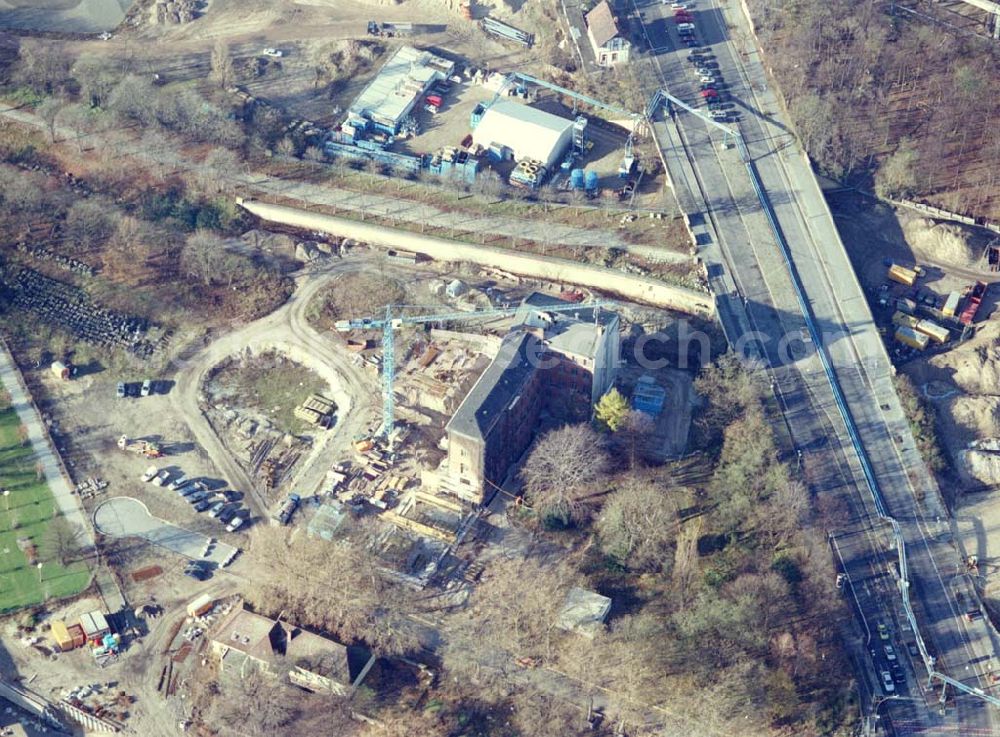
[141, 465, 247, 532]
[116, 379, 158, 398]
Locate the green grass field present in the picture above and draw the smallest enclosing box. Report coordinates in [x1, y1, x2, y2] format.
[0, 403, 91, 613]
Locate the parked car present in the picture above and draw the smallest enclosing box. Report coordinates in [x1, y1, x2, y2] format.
[179, 485, 200, 498]
[261, 48, 283, 58]
[152, 469, 170, 487]
[116, 382, 126, 399]
[184, 561, 209, 581]
[208, 502, 226, 518]
[877, 623, 890, 640]
[193, 499, 212, 513]
[880, 671, 895, 694]
[226, 515, 247, 533]
[141, 466, 158, 483]
[187, 490, 210, 504]
[141, 379, 152, 397]
[891, 665, 905, 684]
[884, 644, 897, 661]
[168, 476, 189, 492]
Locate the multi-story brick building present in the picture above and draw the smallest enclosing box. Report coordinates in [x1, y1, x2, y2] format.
[442, 294, 619, 505]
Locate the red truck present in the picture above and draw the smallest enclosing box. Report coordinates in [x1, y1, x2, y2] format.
[425, 94, 443, 107]
[959, 281, 987, 326]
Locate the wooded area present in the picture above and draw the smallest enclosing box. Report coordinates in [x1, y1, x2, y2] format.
[748, 0, 1000, 221]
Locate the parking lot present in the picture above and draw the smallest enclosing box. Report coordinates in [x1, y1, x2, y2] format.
[93, 497, 238, 567]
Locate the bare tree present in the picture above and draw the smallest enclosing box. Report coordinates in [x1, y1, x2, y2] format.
[65, 200, 114, 251]
[520, 424, 609, 524]
[14, 41, 70, 94]
[210, 40, 235, 89]
[181, 230, 229, 286]
[41, 516, 84, 566]
[210, 668, 299, 737]
[245, 527, 420, 657]
[596, 471, 683, 572]
[72, 55, 120, 108]
[36, 97, 63, 143]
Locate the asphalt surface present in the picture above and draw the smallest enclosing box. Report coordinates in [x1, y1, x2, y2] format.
[630, 0, 1000, 731]
[93, 496, 238, 566]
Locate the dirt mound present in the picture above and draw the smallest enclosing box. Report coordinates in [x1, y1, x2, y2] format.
[910, 321, 1000, 396]
[947, 395, 1000, 443]
[961, 448, 1000, 486]
[902, 217, 983, 269]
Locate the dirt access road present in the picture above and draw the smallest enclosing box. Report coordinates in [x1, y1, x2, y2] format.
[168, 255, 405, 517]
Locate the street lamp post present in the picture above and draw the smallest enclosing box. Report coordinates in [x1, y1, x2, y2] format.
[36, 562, 42, 582]
[3, 489, 9, 511]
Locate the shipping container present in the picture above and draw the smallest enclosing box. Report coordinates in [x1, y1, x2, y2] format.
[50, 620, 74, 651]
[896, 297, 917, 315]
[67, 624, 86, 649]
[915, 319, 950, 344]
[943, 291, 961, 318]
[895, 326, 929, 350]
[892, 311, 919, 329]
[50, 361, 70, 380]
[888, 264, 918, 287]
[187, 594, 214, 618]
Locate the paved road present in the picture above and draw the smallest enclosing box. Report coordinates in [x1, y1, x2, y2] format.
[634, 0, 999, 730]
[93, 497, 238, 566]
[0, 342, 95, 554]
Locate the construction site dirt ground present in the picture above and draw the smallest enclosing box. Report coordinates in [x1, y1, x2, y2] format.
[0, 540, 241, 737]
[27, 365, 251, 554]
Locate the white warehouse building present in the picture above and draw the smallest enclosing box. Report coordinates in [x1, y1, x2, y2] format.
[472, 101, 575, 170]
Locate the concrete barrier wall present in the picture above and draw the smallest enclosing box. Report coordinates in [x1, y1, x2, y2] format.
[236, 199, 714, 317]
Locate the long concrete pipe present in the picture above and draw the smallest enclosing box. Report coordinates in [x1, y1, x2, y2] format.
[236, 198, 714, 316]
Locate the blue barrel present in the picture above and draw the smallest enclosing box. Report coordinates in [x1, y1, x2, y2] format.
[585, 170, 599, 191]
[570, 168, 585, 189]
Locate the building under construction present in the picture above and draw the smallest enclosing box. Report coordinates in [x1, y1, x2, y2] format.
[435, 293, 619, 505]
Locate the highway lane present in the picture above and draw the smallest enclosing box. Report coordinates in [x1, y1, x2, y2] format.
[632, 0, 999, 729]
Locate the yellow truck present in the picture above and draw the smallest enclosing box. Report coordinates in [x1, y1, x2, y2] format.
[888, 264, 918, 287]
[895, 326, 929, 350]
[915, 319, 950, 344]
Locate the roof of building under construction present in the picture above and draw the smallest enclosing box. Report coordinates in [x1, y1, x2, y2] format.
[446, 331, 538, 442]
[348, 45, 454, 129]
[515, 292, 618, 360]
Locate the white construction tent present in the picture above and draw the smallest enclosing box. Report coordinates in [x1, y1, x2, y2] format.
[472, 100, 574, 169]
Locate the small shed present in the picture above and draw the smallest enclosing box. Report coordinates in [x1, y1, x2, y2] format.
[79, 611, 110, 640]
[187, 594, 214, 618]
[556, 587, 612, 639]
[447, 279, 467, 298]
[50, 361, 70, 380]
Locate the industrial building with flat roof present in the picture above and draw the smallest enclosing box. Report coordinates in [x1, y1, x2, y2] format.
[471, 100, 576, 170]
[347, 45, 455, 135]
[441, 293, 619, 505]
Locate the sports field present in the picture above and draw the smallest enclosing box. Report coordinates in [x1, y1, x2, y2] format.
[0, 403, 91, 613]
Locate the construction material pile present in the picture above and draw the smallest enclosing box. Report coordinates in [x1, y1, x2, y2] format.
[0, 265, 157, 358]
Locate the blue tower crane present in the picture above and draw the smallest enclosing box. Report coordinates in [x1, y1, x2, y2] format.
[335, 299, 615, 440]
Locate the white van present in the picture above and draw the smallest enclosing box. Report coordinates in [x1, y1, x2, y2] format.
[678, 22, 696, 32]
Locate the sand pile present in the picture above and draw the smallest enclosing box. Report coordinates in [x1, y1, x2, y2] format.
[947, 395, 1000, 442]
[902, 217, 983, 269]
[918, 321, 1000, 395]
